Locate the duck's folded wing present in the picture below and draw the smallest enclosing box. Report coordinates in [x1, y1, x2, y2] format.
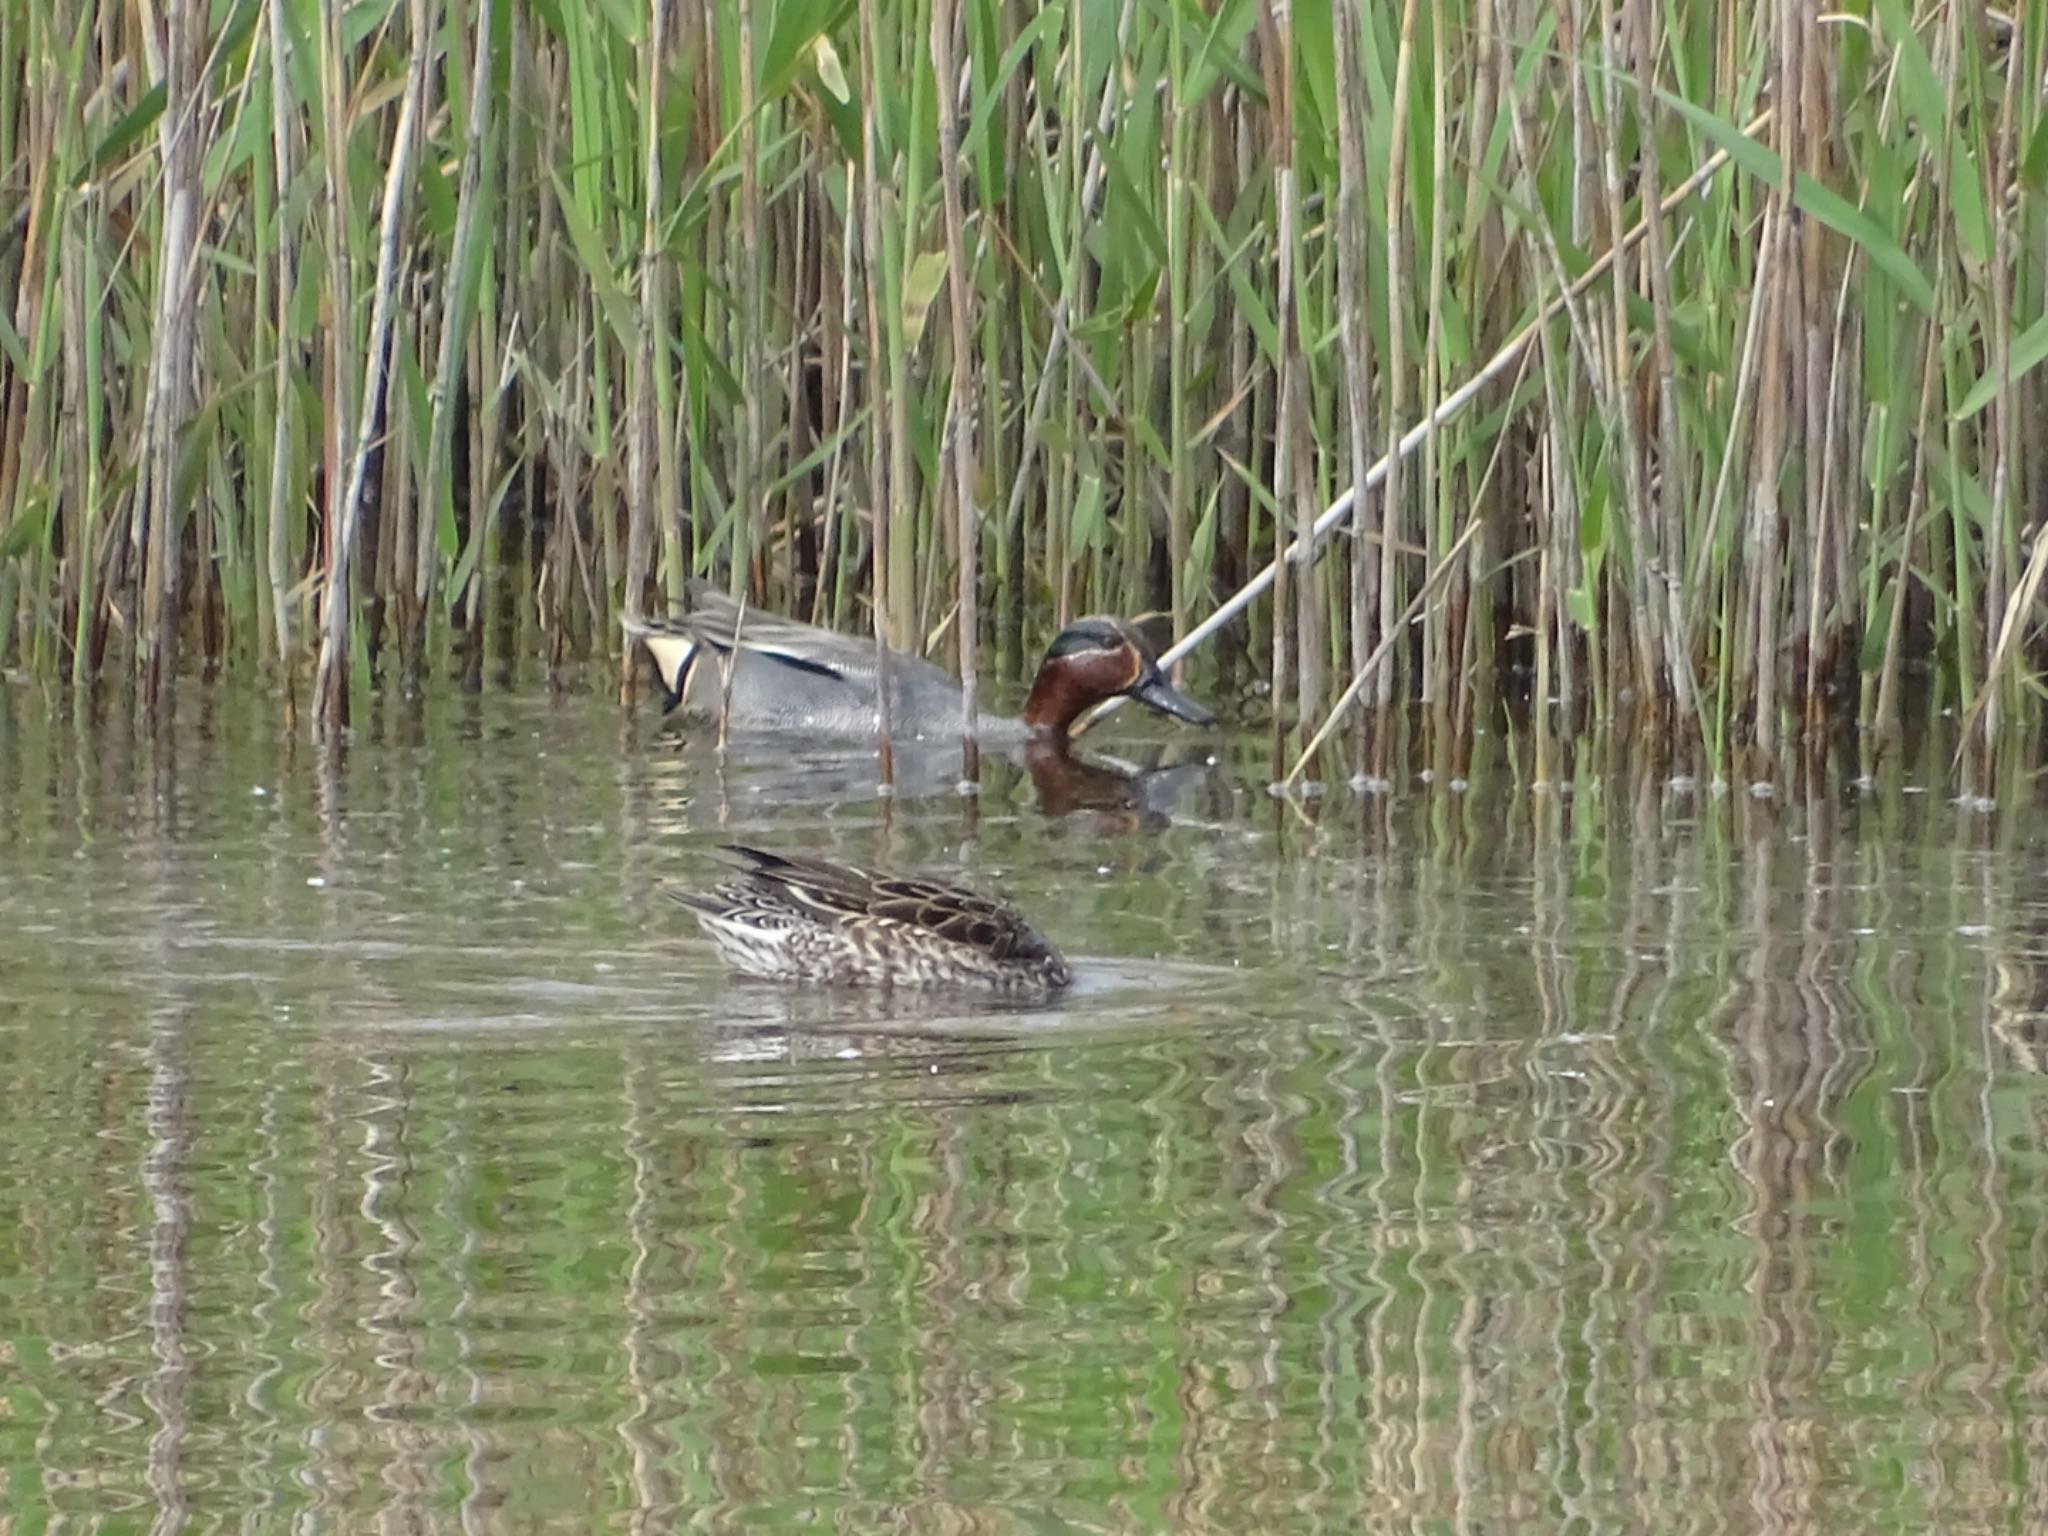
[681, 582, 882, 687]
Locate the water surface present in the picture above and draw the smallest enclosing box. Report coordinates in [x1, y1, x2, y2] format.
[3, 681, 2047, 1531]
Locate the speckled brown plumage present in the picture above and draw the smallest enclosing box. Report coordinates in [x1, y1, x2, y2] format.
[668, 845, 1072, 995]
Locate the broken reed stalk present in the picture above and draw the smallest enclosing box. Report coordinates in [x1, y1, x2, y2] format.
[715, 586, 746, 753]
[1075, 118, 1763, 742]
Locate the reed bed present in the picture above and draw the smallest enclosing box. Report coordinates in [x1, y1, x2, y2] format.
[1, 0, 2043, 780]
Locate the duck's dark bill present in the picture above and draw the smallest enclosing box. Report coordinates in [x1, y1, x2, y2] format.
[1129, 672, 1215, 726]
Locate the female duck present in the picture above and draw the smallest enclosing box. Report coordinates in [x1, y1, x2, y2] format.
[671, 844, 1071, 995]
[623, 585, 1212, 742]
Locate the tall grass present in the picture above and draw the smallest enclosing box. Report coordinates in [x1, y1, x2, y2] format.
[0, 0, 2043, 777]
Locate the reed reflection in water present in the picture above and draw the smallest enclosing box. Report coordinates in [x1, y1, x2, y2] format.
[0, 685, 2045, 1530]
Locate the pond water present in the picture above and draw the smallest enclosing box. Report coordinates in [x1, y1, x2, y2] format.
[3, 680, 2047, 1531]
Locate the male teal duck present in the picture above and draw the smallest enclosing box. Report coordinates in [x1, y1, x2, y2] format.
[622, 584, 1213, 742]
[670, 844, 1071, 995]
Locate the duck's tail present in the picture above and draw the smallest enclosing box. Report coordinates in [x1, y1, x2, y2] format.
[620, 613, 702, 713]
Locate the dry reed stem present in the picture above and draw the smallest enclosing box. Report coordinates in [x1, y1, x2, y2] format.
[855, 0, 895, 765]
[312, 0, 431, 733]
[1379, 0, 1421, 716]
[1286, 513, 1486, 786]
[623, 0, 662, 698]
[932, 0, 978, 743]
[1332, 0, 1377, 772]
[136, 1, 205, 710]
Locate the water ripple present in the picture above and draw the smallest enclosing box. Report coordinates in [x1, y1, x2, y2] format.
[3, 688, 2048, 1526]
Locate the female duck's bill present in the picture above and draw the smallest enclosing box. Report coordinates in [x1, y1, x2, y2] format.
[621, 587, 1213, 742]
[667, 844, 1072, 995]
